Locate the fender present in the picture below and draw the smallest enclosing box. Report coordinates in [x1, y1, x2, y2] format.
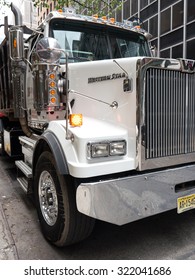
[33, 130, 69, 175]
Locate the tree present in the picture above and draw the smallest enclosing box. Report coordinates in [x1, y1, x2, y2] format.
[0, 0, 10, 7]
[32, 0, 122, 17]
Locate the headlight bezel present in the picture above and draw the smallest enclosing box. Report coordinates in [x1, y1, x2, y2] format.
[87, 140, 127, 159]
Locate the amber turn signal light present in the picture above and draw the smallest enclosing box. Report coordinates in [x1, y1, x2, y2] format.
[69, 114, 83, 127]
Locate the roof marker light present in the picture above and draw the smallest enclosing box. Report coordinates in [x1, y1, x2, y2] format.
[109, 18, 115, 24]
[92, 14, 98, 20]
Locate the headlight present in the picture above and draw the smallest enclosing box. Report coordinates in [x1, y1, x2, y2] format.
[91, 143, 109, 158]
[110, 141, 126, 156]
[87, 140, 126, 159]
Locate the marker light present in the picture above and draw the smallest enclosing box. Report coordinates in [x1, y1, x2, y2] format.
[69, 114, 83, 127]
[49, 81, 56, 88]
[50, 89, 56, 95]
[109, 18, 115, 24]
[92, 14, 98, 19]
[102, 16, 107, 21]
[49, 73, 56, 79]
[13, 38, 17, 48]
[50, 97, 56, 103]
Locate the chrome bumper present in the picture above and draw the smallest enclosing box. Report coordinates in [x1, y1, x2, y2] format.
[76, 164, 195, 225]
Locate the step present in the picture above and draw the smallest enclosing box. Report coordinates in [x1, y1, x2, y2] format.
[15, 160, 32, 178]
[17, 177, 28, 193]
[19, 136, 37, 148]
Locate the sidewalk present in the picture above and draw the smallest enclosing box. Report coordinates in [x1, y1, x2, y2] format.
[0, 203, 18, 259]
[0, 158, 19, 260]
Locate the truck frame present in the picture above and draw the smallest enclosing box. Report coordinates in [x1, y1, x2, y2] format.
[0, 3, 195, 246]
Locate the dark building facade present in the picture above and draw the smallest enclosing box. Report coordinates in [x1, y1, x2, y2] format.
[114, 0, 195, 60]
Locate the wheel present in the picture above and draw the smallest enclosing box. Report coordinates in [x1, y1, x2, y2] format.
[34, 151, 95, 246]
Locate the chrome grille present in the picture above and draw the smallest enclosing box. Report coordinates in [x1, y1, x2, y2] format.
[145, 68, 195, 159]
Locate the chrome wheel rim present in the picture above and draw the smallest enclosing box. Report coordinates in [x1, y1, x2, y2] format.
[38, 170, 58, 226]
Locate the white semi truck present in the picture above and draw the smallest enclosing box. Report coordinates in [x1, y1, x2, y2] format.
[0, 3, 195, 246]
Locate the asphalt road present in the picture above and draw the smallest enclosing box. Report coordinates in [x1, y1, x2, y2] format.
[1, 154, 195, 260]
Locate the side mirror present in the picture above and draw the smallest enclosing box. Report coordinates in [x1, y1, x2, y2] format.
[151, 45, 157, 57]
[36, 37, 62, 63]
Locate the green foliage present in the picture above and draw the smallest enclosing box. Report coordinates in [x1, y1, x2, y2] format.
[32, 0, 122, 16]
[0, 0, 10, 7]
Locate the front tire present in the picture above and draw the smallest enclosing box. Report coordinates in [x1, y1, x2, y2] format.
[34, 151, 95, 246]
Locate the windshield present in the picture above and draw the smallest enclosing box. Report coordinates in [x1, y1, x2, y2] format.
[49, 19, 151, 62]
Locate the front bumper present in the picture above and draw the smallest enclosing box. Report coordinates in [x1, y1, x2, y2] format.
[76, 164, 195, 225]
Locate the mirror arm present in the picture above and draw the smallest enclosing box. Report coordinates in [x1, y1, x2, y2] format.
[65, 54, 70, 140]
[24, 58, 32, 70]
[59, 50, 70, 140]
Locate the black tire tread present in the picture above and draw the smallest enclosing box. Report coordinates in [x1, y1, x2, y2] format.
[34, 151, 95, 247]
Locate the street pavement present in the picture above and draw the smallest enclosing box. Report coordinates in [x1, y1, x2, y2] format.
[0, 155, 58, 260]
[0, 159, 18, 259]
[0, 203, 18, 259]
